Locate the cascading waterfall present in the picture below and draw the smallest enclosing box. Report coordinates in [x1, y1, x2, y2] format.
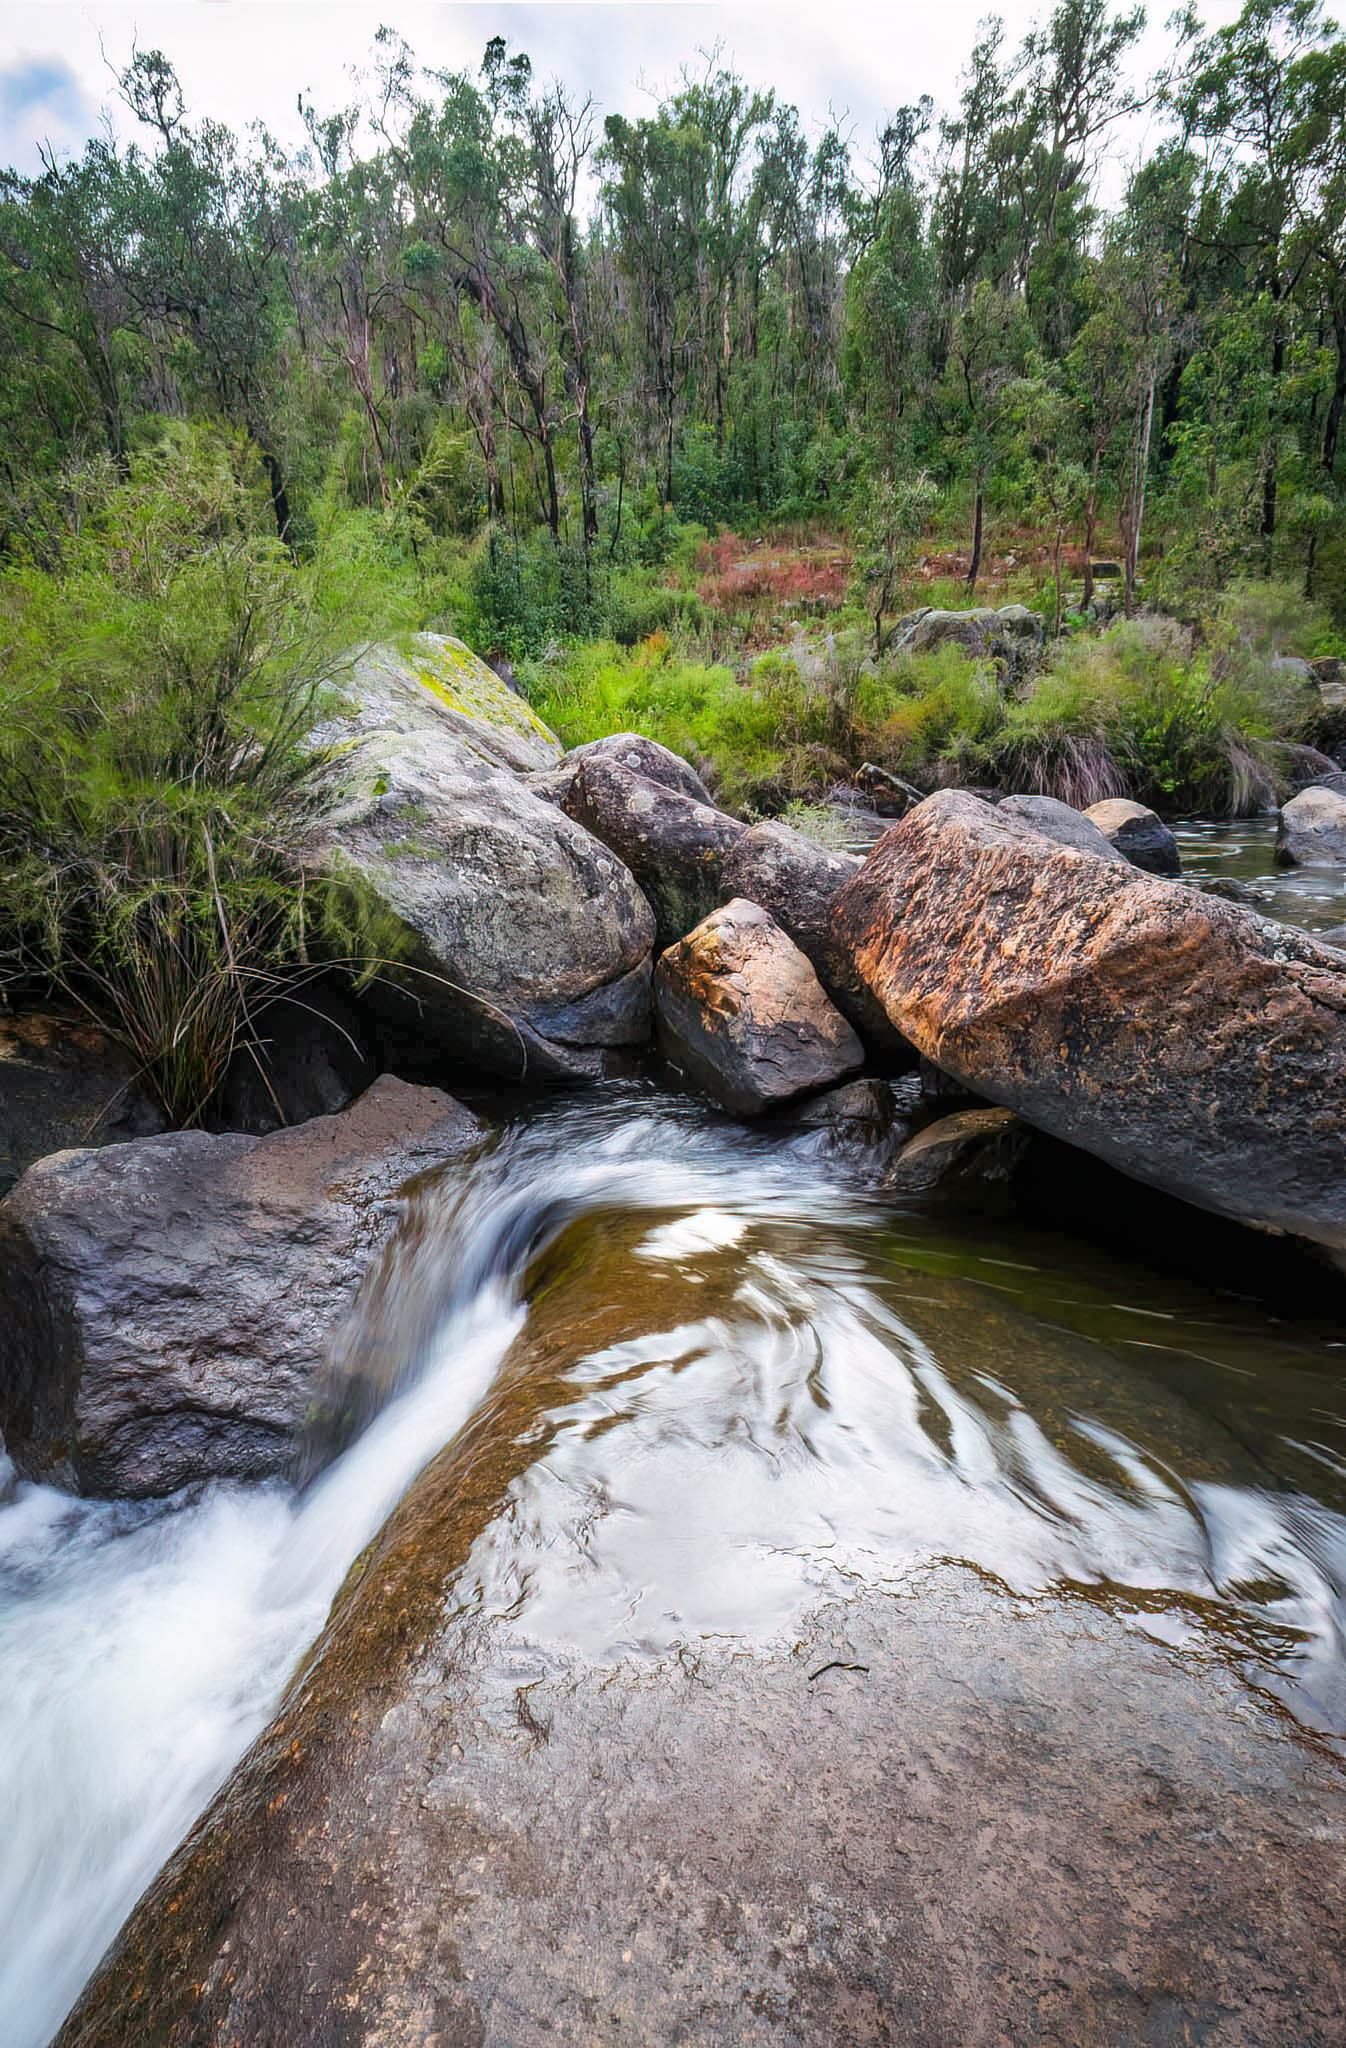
[2, 1090, 1345, 2048]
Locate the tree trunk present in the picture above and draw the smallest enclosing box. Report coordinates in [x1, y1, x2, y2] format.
[966, 486, 984, 592]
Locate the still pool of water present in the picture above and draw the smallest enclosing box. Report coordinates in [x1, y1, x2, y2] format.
[1174, 814, 1346, 931]
[2, 1092, 1345, 2044]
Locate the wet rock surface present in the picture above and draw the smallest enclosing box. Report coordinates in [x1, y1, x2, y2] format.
[562, 750, 745, 948]
[0, 1076, 482, 1497]
[883, 1104, 1033, 1201]
[655, 898, 863, 1114]
[1083, 796, 1182, 876]
[0, 1011, 168, 1196]
[831, 790, 1346, 1253]
[56, 1188, 1346, 2048]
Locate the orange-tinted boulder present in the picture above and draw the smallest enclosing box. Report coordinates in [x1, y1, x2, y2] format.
[655, 899, 863, 1115]
[831, 791, 1346, 1253]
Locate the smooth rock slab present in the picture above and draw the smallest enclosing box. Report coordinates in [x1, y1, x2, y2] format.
[830, 790, 1346, 1254]
[0, 1076, 482, 1497]
[1083, 797, 1182, 876]
[655, 899, 862, 1115]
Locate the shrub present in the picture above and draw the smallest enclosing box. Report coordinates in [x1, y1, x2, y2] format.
[0, 428, 372, 1124]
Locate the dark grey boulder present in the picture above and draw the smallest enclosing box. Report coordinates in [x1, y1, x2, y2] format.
[1083, 797, 1182, 876]
[0, 1076, 482, 1498]
[882, 1105, 1034, 1204]
[654, 899, 863, 1116]
[207, 984, 378, 1136]
[1277, 785, 1346, 867]
[0, 1012, 168, 1197]
[776, 1075, 918, 1181]
[998, 794, 1128, 865]
[561, 732, 715, 807]
[563, 752, 745, 948]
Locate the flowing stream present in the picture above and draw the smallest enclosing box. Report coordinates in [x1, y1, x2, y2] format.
[4, 810, 1346, 2044]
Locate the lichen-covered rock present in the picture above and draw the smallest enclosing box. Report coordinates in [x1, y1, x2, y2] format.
[890, 605, 1043, 662]
[0, 1076, 483, 1498]
[563, 752, 745, 948]
[319, 633, 563, 774]
[305, 641, 656, 1080]
[655, 899, 862, 1115]
[1084, 797, 1182, 877]
[998, 795, 1128, 865]
[830, 790, 1346, 1254]
[1277, 785, 1346, 868]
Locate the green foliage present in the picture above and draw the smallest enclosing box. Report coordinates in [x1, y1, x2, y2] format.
[0, 427, 377, 1123]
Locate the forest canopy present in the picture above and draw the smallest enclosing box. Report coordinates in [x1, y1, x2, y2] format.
[0, 0, 1343, 623]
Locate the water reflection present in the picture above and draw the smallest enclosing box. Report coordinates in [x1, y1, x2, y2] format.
[1175, 814, 1346, 931]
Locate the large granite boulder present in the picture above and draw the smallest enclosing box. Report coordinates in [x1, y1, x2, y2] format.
[0, 1011, 168, 1196]
[305, 638, 656, 1080]
[830, 790, 1346, 1255]
[998, 795, 1128, 865]
[0, 1076, 482, 1498]
[655, 899, 862, 1115]
[1083, 797, 1182, 876]
[1277, 785, 1346, 867]
[890, 604, 1043, 665]
[562, 752, 745, 948]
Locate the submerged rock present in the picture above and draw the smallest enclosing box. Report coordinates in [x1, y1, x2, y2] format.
[830, 790, 1346, 1256]
[1278, 785, 1346, 866]
[562, 751, 745, 948]
[0, 1012, 167, 1196]
[0, 1076, 482, 1498]
[883, 1105, 1034, 1202]
[1083, 797, 1182, 876]
[998, 794, 1128, 865]
[305, 638, 656, 1081]
[654, 899, 863, 1115]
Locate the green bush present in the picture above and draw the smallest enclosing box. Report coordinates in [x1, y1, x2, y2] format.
[0, 427, 378, 1124]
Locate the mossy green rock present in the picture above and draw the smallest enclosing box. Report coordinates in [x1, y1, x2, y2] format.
[308, 638, 654, 1081]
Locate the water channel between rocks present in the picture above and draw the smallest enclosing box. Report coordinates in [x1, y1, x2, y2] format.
[3, 820, 1346, 2045]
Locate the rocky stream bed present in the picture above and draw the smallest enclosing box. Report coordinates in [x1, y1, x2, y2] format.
[4, 634, 1346, 2045]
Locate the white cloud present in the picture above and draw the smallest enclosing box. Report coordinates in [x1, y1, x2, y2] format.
[0, 0, 1244, 195]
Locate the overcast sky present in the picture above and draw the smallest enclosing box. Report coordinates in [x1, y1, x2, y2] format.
[0, 0, 1242, 196]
